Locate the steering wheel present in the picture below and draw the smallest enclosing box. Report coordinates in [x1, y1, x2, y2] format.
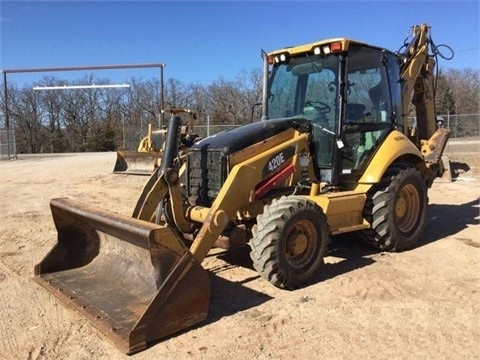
[305, 101, 331, 115]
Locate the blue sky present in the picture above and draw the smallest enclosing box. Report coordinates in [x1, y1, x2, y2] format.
[1, 1, 479, 86]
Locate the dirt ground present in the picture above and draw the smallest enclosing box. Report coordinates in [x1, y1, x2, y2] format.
[0, 140, 478, 360]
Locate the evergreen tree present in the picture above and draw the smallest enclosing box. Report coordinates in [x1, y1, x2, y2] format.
[435, 71, 456, 115]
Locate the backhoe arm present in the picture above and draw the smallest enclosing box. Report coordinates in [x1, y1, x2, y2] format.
[399, 24, 450, 183]
[400, 24, 438, 145]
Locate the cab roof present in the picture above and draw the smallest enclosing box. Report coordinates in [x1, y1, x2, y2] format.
[268, 38, 381, 57]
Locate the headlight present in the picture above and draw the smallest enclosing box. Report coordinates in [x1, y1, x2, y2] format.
[273, 52, 289, 64]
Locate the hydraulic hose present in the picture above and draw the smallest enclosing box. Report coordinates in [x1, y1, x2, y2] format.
[159, 115, 181, 174]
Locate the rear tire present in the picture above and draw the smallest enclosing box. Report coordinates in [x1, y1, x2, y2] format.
[360, 162, 427, 251]
[249, 196, 329, 289]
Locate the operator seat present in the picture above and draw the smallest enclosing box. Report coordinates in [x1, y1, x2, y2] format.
[368, 80, 388, 121]
[345, 103, 366, 122]
[343, 103, 367, 170]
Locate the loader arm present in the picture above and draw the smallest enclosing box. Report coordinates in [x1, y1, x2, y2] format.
[133, 167, 193, 233]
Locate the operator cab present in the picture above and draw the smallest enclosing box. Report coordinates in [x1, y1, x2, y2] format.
[265, 39, 403, 186]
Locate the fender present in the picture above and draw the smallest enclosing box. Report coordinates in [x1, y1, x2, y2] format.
[357, 130, 423, 184]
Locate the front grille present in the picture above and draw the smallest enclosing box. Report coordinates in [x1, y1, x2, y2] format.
[187, 150, 227, 206]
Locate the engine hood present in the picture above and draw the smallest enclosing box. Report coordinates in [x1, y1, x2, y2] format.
[190, 118, 305, 155]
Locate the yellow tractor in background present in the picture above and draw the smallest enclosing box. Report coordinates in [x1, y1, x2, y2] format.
[35, 24, 450, 354]
[113, 108, 198, 175]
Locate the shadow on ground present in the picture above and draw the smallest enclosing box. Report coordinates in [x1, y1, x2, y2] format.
[188, 196, 479, 328]
[420, 198, 479, 247]
[450, 161, 471, 179]
[205, 247, 272, 323]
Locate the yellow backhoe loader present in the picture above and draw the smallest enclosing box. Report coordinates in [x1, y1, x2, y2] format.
[35, 24, 450, 354]
[113, 108, 198, 175]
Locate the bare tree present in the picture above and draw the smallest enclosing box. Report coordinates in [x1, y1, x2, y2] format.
[13, 87, 44, 153]
[99, 86, 128, 149]
[443, 68, 480, 114]
[36, 77, 65, 152]
[435, 70, 456, 115]
[164, 78, 195, 111]
[2, 65, 475, 154]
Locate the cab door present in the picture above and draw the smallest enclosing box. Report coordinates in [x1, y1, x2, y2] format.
[337, 46, 401, 185]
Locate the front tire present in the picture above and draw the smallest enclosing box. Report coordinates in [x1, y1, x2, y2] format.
[360, 162, 427, 251]
[249, 196, 329, 289]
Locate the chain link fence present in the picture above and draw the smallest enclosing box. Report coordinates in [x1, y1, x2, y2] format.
[120, 125, 151, 151]
[0, 129, 16, 159]
[192, 115, 480, 142]
[193, 124, 241, 139]
[3, 114, 479, 155]
[115, 115, 480, 152]
[438, 114, 480, 138]
[120, 123, 242, 150]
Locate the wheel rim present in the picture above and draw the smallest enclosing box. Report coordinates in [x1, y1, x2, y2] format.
[395, 183, 420, 233]
[285, 220, 317, 269]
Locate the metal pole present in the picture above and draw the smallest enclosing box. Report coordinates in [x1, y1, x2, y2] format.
[455, 115, 458, 138]
[33, 84, 130, 90]
[122, 114, 126, 150]
[2, 63, 166, 74]
[160, 65, 165, 129]
[261, 50, 269, 121]
[2, 62, 165, 155]
[3, 71, 10, 159]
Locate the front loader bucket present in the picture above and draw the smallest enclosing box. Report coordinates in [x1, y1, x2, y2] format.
[113, 150, 162, 175]
[34, 198, 210, 354]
